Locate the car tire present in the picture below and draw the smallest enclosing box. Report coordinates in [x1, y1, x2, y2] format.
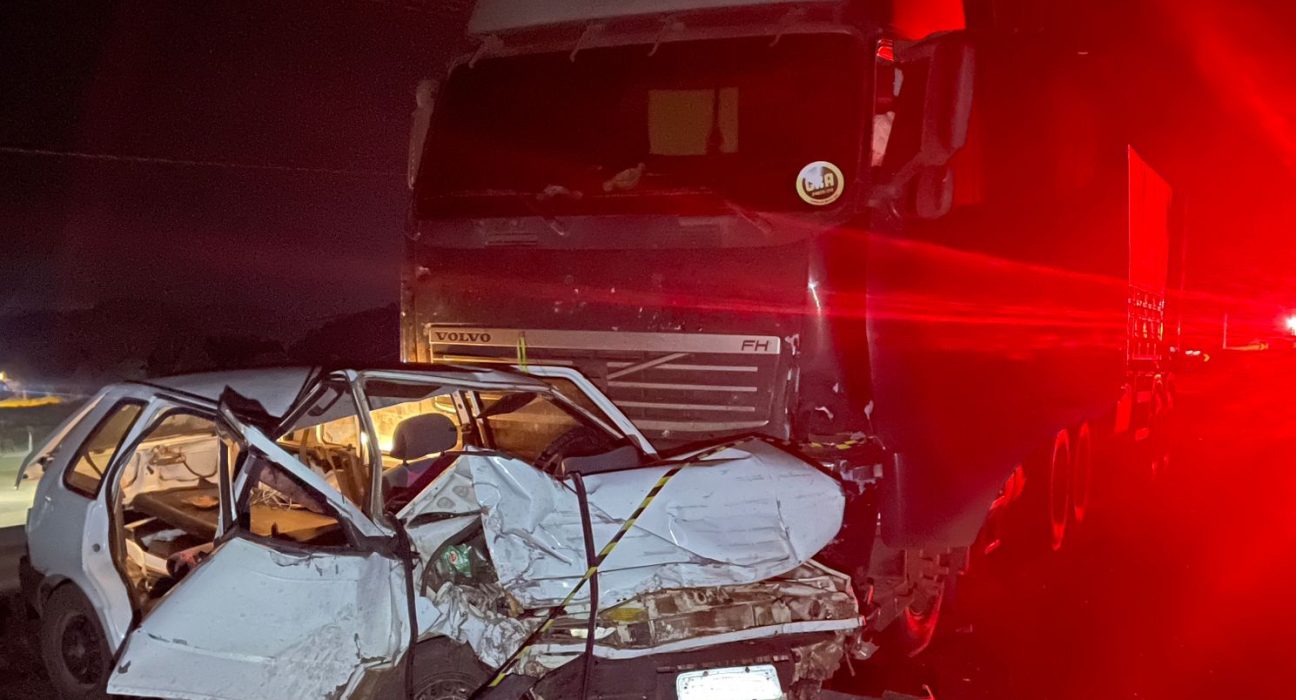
[411, 638, 491, 700]
[39, 585, 112, 700]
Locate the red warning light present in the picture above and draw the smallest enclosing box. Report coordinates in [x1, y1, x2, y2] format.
[877, 37, 895, 63]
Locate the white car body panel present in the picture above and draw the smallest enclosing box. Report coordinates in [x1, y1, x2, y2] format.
[15, 391, 102, 485]
[106, 537, 407, 700]
[415, 580, 534, 668]
[83, 399, 183, 647]
[463, 439, 843, 608]
[26, 365, 855, 700]
[147, 367, 315, 419]
[26, 385, 156, 645]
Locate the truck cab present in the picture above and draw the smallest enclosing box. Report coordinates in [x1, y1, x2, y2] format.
[403, 0, 1179, 659]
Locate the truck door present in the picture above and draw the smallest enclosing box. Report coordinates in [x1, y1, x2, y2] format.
[106, 411, 408, 700]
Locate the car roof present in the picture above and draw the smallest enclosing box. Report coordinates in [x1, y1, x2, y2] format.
[139, 367, 316, 417]
[131, 363, 547, 419]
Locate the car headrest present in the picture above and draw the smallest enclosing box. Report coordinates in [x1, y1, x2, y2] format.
[390, 413, 458, 461]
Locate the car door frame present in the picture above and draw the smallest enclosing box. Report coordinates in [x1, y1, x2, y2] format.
[28, 386, 160, 650]
[521, 364, 658, 458]
[105, 399, 407, 699]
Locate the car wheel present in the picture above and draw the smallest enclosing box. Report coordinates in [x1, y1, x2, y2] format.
[411, 638, 490, 700]
[39, 585, 111, 700]
[1046, 429, 1071, 552]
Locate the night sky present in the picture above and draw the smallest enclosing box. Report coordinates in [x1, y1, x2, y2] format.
[2, 1, 1295, 349]
[2, 1, 467, 335]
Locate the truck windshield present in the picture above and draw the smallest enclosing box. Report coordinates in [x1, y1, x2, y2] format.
[416, 33, 867, 218]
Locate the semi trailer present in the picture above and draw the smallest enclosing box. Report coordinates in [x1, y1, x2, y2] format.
[401, 0, 1180, 662]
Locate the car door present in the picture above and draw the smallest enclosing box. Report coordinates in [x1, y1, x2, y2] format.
[26, 387, 154, 648]
[106, 404, 409, 700]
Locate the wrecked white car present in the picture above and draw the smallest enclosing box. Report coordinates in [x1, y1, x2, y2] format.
[19, 364, 859, 699]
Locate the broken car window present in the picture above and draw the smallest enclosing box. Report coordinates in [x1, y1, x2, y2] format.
[278, 381, 372, 514]
[362, 381, 464, 509]
[113, 410, 234, 604]
[64, 400, 146, 498]
[471, 390, 620, 473]
[237, 451, 347, 548]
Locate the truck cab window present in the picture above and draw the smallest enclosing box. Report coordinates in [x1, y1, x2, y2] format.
[417, 33, 866, 217]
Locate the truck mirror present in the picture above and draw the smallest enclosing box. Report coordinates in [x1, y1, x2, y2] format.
[870, 33, 974, 218]
[407, 78, 438, 190]
[913, 165, 955, 220]
[916, 36, 974, 166]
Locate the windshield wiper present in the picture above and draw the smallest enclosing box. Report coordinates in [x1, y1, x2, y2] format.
[718, 196, 773, 234]
[444, 189, 572, 235]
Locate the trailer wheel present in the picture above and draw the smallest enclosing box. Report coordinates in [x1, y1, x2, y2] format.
[1150, 381, 1171, 478]
[1071, 423, 1093, 525]
[1047, 429, 1071, 552]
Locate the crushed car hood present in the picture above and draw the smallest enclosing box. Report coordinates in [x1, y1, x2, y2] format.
[406, 438, 845, 609]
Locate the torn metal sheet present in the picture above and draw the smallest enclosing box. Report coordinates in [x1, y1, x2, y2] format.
[471, 438, 845, 608]
[567, 563, 860, 650]
[415, 581, 534, 668]
[106, 537, 407, 700]
[396, 456, 479, 523]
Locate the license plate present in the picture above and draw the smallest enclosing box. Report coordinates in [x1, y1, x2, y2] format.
[675, 664, 783, 700]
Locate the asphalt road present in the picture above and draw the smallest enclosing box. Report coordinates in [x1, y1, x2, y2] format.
[0, 354, 1289, 699]
[882, 351, 1296, 700]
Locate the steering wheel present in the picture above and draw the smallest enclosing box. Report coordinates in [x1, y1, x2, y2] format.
[534, 426, 618, 475]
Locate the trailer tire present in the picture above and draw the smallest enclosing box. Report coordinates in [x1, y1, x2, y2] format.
[1150, 380, 1171, 478]
[1047, 429, 1071, 552]
[1071, 423, 1093, 525]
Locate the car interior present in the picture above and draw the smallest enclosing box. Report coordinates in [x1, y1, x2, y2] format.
[363, 382, 638, 506]
[112, 411, 228, 603]
[108, 382, 640, 607]
[112, 409, 347, 606]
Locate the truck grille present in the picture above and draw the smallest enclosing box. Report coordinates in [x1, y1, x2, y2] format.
[423, 326, 784, 444]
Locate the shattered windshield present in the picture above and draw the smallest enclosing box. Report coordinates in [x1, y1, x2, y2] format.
[416, 33, 868, 217]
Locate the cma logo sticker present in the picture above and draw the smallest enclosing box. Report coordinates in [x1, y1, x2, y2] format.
[796, 161, 844, 206]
